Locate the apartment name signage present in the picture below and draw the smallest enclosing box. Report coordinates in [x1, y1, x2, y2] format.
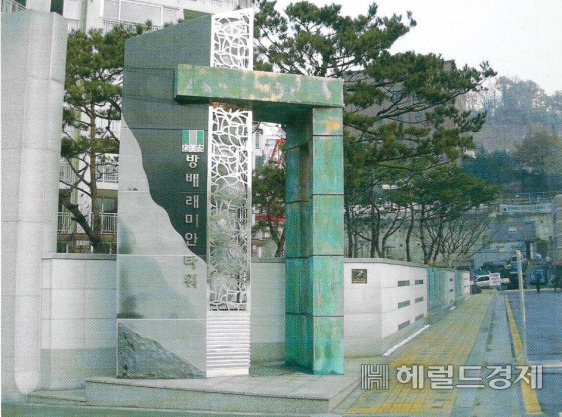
[181, 129, 207, 258]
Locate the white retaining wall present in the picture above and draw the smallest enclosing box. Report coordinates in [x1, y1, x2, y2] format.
[40, 254, 116, 389]
[344, 259, 428, 356]
[463, 272, 471, 297]
[29, 256, 468, 389]
[443, 270, 456, 308]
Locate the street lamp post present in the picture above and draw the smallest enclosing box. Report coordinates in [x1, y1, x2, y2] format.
[516, 249, 528, 361]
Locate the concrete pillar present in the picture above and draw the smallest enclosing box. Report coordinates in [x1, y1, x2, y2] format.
[284, 108, 344, 374]
[117, 10, 254, 379]
[1, 11, 67, 400]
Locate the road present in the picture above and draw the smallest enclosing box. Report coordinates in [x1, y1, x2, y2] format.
[506, 289, 562, 416]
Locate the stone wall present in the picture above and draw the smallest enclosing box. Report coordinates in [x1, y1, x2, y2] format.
[27, 256, 469, 389]
[40, 255, 116, 389]
[250, 259, 285, 363]
[344, 259, 428, 356]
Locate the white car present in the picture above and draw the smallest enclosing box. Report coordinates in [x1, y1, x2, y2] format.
[475, 274, 510, 289]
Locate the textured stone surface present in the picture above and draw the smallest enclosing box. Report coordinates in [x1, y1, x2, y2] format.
[117, 324, 203, 379]
[2, 10, 68, 399]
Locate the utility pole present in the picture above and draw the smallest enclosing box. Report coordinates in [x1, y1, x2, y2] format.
[516, 249, 528, 361]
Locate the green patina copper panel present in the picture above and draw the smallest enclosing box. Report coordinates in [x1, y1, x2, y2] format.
[311, 195, 344, 255]
[427, 267, 446, 310]
[283, 105, 344, 374]
[311, 316, 344, 374]
[284, 202, 311, 259]
[454, 270, 463, 298]
[311, 136, 344, 195]
[285, 257, 309, 314]
[309, 256, 344, 316]
[284, 202, 303, 259]
[285, 117, 312, 149]
[285, 146, 303, 204]
[175, 65, 343, 110]
[312, 108, 343, 136]
[285, 144, 311, 203]
[298, 259, 311, 315]
[285, 314, 299, 365]
[285, 314, 313, 369]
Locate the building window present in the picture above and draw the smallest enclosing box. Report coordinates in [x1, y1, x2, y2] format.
[104, 0, 179, 26]
[121, 1, 160, 24]
[98, 197, 117, 213]
[50, 0, 63, 15]
[104, 0, 119, 19]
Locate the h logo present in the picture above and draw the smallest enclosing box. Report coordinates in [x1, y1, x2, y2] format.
[361, 364, 389, 390]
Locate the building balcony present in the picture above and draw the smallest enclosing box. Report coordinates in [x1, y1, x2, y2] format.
[1, 0, 25, 14]
[102, 17, 161, 33]
[97, 212, 118, 234]
[96, 165, 119, 184]
[59, 158, 76, 186]
[58, 211, 76, 234]
[58, 211, 117, 234]
[66, 18, 80, 32]
[59, 157, 119, 189]
[196, 0, 251, 7]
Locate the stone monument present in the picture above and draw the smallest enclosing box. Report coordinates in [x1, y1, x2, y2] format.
[117, 8, 344, 378]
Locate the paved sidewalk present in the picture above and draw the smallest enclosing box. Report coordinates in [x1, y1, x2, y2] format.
[339, 291, 550, 416]
[344, 294, 495, 415]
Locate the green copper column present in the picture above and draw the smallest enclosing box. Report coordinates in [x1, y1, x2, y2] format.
[285, 108, 344, 374]
[174, 62, 344, 374]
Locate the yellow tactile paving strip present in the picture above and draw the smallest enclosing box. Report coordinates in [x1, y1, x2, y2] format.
[504, 296, 542, 415]
[348, 294, 494, 414]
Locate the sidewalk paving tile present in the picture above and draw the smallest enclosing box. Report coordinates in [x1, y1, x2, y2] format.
[347, 294, 494, 414]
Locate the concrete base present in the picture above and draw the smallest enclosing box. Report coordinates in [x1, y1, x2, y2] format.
[83, 364, 359, 414]
[28, 389, 86, 406]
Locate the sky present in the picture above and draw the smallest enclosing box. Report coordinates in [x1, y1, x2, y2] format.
[272, 0, 562, 94]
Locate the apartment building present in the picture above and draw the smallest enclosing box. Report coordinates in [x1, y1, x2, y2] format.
[4, 0, 251, 32]
[2, 0, 252, 252]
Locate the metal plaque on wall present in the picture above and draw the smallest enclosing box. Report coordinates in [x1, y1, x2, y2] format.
[352, 269, 367, 284]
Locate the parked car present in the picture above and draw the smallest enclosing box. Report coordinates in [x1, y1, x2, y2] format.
[475, 274, 510, 289]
